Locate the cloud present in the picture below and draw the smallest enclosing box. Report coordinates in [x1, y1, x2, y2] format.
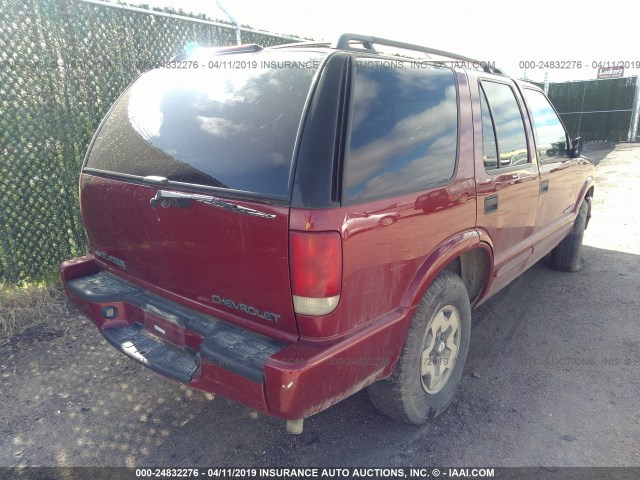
[197, 116, 246, 137]
[346, 82, 458, 198]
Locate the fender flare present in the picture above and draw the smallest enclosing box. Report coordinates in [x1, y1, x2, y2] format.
[575, 176, 595, 212]
[575, 175, 595, 228]
[400, 229, 494, 310]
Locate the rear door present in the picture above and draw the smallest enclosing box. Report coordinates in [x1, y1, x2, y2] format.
[472, 78, 540, 295]
[81, 51, 323, 336]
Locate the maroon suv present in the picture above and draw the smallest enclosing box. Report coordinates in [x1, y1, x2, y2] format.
[61, 34, 594, 434]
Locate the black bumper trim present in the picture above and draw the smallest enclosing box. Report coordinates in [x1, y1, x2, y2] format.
[67, 272, 286, 383]
[103, 324, 199, 383]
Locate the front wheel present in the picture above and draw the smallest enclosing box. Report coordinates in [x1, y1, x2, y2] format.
[368, 270, 471, 424]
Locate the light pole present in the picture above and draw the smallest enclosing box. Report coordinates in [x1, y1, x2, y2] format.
[215, 0, 242, 45]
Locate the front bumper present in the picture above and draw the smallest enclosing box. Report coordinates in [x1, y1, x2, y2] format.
[61, 256, 413, 420]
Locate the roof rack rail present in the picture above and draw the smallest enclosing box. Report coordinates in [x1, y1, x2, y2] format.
[332, 33, 503, 75]
[270, 41, 332, 49]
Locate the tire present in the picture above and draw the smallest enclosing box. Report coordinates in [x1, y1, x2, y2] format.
[380, 216, 395, 227]
[549, 197, 590, 272]
[367, 270, 471, 424]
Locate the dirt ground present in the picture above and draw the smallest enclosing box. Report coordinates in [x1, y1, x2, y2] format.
[1, 143, 639, 469]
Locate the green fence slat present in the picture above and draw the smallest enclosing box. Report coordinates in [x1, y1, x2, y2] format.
[548, 77, 638, 142]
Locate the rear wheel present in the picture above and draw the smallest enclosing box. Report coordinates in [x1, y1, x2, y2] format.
[368, 270, 471, 424]
[549, 197, 590, 272]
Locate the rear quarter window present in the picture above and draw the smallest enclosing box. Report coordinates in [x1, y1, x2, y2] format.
[85, 52, 323, 198]
[344, 61, 458, 202]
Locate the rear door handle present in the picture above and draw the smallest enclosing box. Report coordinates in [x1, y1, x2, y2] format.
[484, 194, 498, 214]
[541, 180, 549, 193]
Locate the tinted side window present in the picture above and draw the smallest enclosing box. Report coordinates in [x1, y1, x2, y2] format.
[523, 89, 568, 164]
[480, 88, 499, 169]
[344, 62, 458, 202]
[480, 81, 529, 169]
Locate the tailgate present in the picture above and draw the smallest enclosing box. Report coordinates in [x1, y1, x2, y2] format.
[81, 174, 297, 334]
[79, 51, 324, 336]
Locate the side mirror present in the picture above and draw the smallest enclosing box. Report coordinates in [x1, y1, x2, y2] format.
[570, 137, 583, 158]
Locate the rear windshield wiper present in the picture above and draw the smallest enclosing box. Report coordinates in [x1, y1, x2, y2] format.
[149, 190, 276, 219]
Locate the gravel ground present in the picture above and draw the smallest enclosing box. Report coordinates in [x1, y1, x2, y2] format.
[1, 143, 639, 469]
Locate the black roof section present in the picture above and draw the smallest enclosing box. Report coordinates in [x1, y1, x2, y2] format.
[170, 33, 504, 75]
[171, 43, 263, 61]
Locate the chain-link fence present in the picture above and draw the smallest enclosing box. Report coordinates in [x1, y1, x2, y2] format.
[0, 0, 294, 284]
[547, 77, 640, 142]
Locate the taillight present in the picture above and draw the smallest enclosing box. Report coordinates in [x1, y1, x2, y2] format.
[289, 231, 342, 316]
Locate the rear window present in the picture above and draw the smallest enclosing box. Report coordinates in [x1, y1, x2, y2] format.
[85, 52, 323, 198]
[344, 60, 458, 202]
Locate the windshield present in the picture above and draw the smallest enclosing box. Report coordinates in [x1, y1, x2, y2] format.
[85, 51, 323, 198]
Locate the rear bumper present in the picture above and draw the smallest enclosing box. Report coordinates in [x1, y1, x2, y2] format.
[61, 256, 413, 420]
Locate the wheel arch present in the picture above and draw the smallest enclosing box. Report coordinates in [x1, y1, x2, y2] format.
[401, 230, 494, 311]
[583, 183, 595, 229]
[576, 176, 595, 226]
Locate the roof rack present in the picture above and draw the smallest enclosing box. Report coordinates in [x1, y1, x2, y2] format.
[270, 41, 332, 49]
[332, 33, 503, 75]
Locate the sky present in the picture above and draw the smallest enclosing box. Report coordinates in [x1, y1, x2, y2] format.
[121, 0, 640, 83]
